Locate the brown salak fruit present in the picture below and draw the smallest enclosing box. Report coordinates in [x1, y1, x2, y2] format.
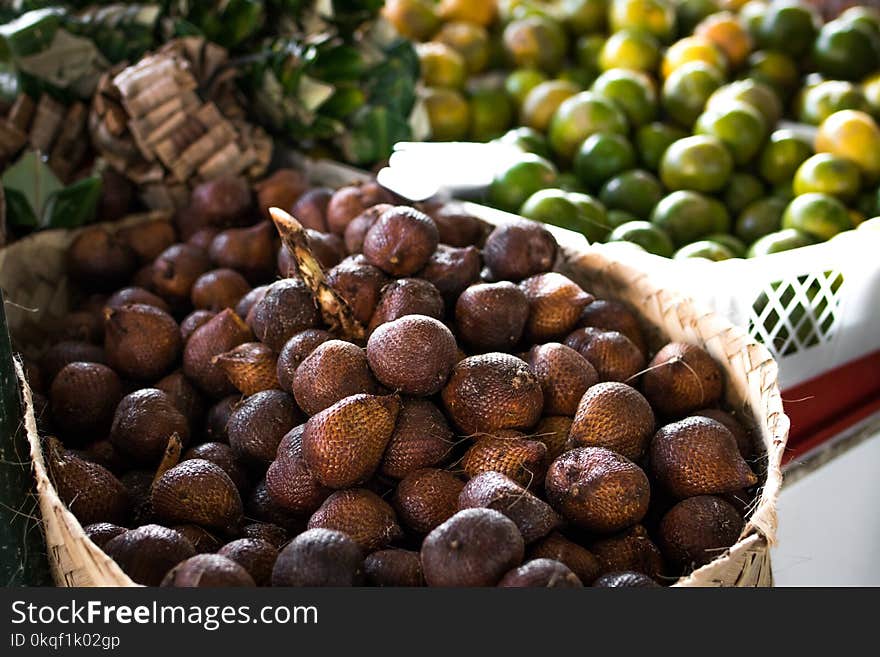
[421, 508, 525, 587]
[246, 479, 302, 533]
[533, 416, 574, 462]
[650, 416, 757, 498]
[326, 182, 394, 235]
[105, 287, 170, 313]
[455, 282, 529, 351]
[306, 229, 346, 268]
[368, 278, 444, 334]
[171, 524, 223, 554]
[380, 399, 454, 479]
[74, 439, 128, 475]
[153, 372, 206, 420]
[545, 447, 650, 533]
[498, 559, 583, 588]
[326, 256, 389, 326]
[188, 228, 219, 251]
[104, 525, 196, 586]
[162, 554, 255, 587]
[276, 329, 333, 392]
[97, 167, 134, 223]
[343, 203, 393, 253]
[459, 471, 560, 543]
[182, 442, 249, 493]
[118, 219, 177, 265]
[151, 244, 212, 307]
[104, 304, 181, 381]
[363, 549, 424, 586]
[83, 522, 127, 549]
[659, 495, 744, 569]
[184, 308, 253, 398]
[255, 168, 307, 218]
[578, 299, 647, 356]
[592, 571, 659, 587]
[218, 538, 279, 586]
[293, 340, 379, 415]
[363, 206, 439, 276]
[441, 353, 543, 435]
[191, 269, 251, 312]
[527, 343, 599, 416]
[419, 244, 482, 304]
[46, 439, 129, 525]
[50, 309, 104, 344]
[247, 279, 321, 352]
[180, 310, 215, 343]
[227, 390, 301, 468]
[529, 532, 601, 585]
[520, 273, 594, 341]
[567, 382, 655, 460]
[564, 327, 646, 382]
[291, 187, 333, 232]
[590, 524, 665, 580]
[110, 388, 190, 464]
[152, 459, 244, 532]
[241, 523, 288, 548]
[50, 362, 122, 439]
[209, 222, 278, 284]
[367, 315, 457, 396]
[271, 528, 363, 586]
[67, 226, 137, 291]
[461, 434, 548, 487]
[214, 342, 279, 395]
[307, 489, 403, 552]
[266, 425, 331, 515]
[302, 393, 400, 488]
[482, 220, 557, 281]
[235, 285, 268, 320]
[643, 343, 724, 417]
[422, 201, 490, 247]
[692, 408, 752, 459]
[41, 341, 106, 385]
[189, 176, 252, 231]
[205, 395, 241, 443]
[394, 468, 465, 534]
[120, 470, 155, 526]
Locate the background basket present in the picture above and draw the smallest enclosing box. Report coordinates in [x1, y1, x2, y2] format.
[1, 163, 787, 587]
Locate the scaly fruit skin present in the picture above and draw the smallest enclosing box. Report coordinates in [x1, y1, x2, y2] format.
[461, 434, 548, 488]
[527, 343, 599, 416]
[650, 416, 758, 498]
[455, 282, 530, 351]
[227, 390, 301, 469]
[394, 468, 465, 534]
[151, 459, 244, 533]
[498, 559, 583, 588]
[642, 342, 723, 417]
[567, 382, 655, 460]
[363, 549, 424, 587]
[519, 273, 594, 342]
[265, 427, 331, 516]
[218, 538, 279, 587]
[293, 340, 379, 416]
[564, 327, 646, 382]
[104, 525, 196, 587]
[529, 532, 602, 585]
[380, 400, 454, 480]
[482, 220, 557, 281]
[658, 495, 744, 568]
[592, 571, 660, 587]
[307, 489, 403, 552]
[161, 554, 255, 587]
[590, 524, 665, 580]
[301, 394, 400, 489]
[545, 447, 650, 533]
[271, 528, 364, 587]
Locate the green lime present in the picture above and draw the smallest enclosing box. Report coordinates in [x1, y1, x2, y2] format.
[520, 79, 581, 132]
[661, 61, 724, 127]
[548, 91, 629, 160]
[797, 80, 871, 125]
[488, 154, 559, 212]
[745, 50, 800, 98]
[651, 190, 730, 246]
[740, 1, 767, 37]
[812, 18, 880, 81]
[417, 43, 467, 89]
[520, 188, 581, 230]
[422, 87, 471, 140]
[758, 129, 813, 185]
[706, 233, 747, 256]
[606, 209, 639, 232]
[781, 193, 854, 240]
[695, 100, 767, 165]
[723, 172, 765, 215]
[793, 153, 862, 201]
[660, 135, 733, 192]
[556, 172, 588, 192]
[608, 0, 678, 43]
[840, 6, 880, 37]
[505, 69, 549, 106]
[635, 122, 688, 171]
[562, 0, 608, 34]
[675, 0, 721, 36]
[576, 34, 607, 73]
[856, 187, 880, 217]
[735, 196, 787, 243]
[573, 132, 637, 189]
[559, 67, 597, 88]
[607, 220, 676, 256]
[706, 79, 783, 127]
[567, 191, 612, 241]
[599, 29, 662, 72]
[591, 68, 658, 128]
[747, 228, 815, 256]
[497, 126, 553, 159]
[757, 1, 820, 58]
[469, 88, 515, 142]
[503, 16, 570, 73]
[599, 169, 664, 218]
[674, 239, 735, 261]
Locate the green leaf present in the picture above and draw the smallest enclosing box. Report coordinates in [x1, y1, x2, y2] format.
[2, 187, 38, 229]
[1, 151, 63, 222]
[43, 174, 102, 229]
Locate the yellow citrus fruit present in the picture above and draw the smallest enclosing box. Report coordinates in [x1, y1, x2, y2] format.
[520, 79, 581, 131]
[417, 42, 467, 89]
[694, 11, 753, 69]
[793, 153, 862, 200]
[815, 110, 880, 183]
[422, 87, 471, 141]
[502, 15, 570, 73]
[662, 36, 727, 78]
[505, 68, 548, 106]
[609, 0, 678, 43]
[439, 0, 497, 26]
[862, 72, 880, 117]
[599, 29, 662, 73]
[383, 0, 440, 41]
[434, 21, 492, 74]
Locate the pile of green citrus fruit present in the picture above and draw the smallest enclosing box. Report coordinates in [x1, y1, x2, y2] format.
[384, 0, 880, 259]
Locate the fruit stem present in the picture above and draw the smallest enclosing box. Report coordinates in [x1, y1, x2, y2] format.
[152, 433, 183, 487]
[269, 207, 366, 342]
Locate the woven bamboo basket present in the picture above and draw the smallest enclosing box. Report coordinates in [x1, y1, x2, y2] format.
[1, 201, 787, 588]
